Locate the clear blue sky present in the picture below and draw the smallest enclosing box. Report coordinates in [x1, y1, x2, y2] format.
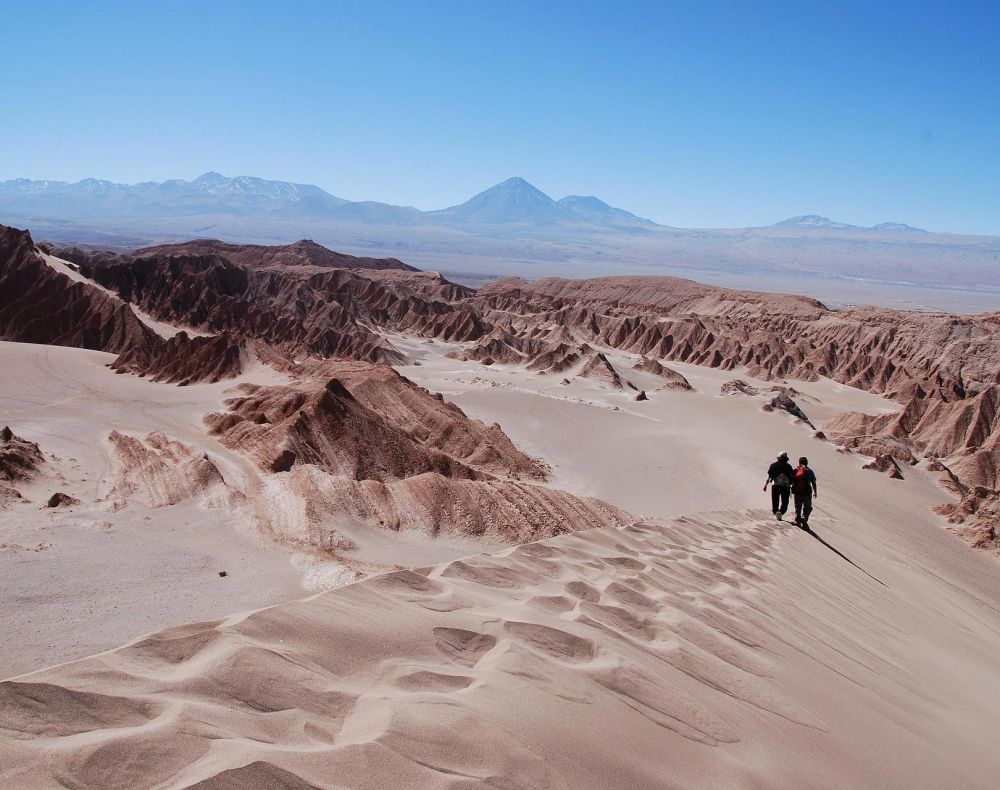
[2, 0, 998, 233]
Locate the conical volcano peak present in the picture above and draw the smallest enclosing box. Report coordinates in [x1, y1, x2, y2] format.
[433, 177, 571, 224]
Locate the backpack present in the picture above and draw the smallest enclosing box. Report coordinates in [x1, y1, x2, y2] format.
[792, 466, 811, 494]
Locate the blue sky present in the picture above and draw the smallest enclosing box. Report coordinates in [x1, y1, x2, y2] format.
[2, 0, 998, 233]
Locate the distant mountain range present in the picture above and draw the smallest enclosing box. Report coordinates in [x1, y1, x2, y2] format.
[2, 172, 998, 293]
[0, 172, 917, 233]
[771, 214, 928, 233]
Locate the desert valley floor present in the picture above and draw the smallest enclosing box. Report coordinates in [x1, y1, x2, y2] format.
[3, 228, 1000, 788]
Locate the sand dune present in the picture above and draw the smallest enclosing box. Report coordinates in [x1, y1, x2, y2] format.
[4, 507, 1000, 788]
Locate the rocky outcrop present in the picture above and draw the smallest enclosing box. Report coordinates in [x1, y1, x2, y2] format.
[12, 224, 1000, 555]
[769, 392, 815, 429]
[46, 492, 78, 508]
[202, 362, 624, 546]
[0, 426, 44, 483]
[862, 454, 905, 479]
[634, 356, 694, 391]
[577, 352, 624, 388]
[1, 426, 45, 506]
[458, 275, 1000, 555]
[285, 466, 629, 546]
[129, 238, 418, 272]
[472, 276, 1000, 401]
[206, 363, 546, 482]
[207, 378, 478, 480]
[106, 431, 228, 508]
[721, 380, 759, 396]
[73, 247, 486, 368]
[0, 225, 161, 364]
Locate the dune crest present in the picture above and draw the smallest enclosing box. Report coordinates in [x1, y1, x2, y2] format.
[4, 509, 998, 788]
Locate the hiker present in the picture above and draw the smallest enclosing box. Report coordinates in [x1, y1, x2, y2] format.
[763, 451, 794, 520]
[792, 456, 818, 529]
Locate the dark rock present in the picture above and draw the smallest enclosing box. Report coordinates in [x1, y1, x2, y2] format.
[46, 492, 79, 508]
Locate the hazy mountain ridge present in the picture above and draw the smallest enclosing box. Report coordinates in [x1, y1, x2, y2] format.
[772, 214, 929, 233]
[0, 172, 652, 230]
[3, 172, 1000, 291]
[0, 172, 935, 233]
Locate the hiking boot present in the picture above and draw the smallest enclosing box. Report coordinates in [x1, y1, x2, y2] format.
[775, 511, 783, 521]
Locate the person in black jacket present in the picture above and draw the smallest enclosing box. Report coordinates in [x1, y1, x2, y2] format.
[763, 451, 794, 520]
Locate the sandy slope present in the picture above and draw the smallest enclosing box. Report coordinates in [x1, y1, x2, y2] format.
[0, 342, 496, 677]
[3, 338, 1000, 787]
[3, 508, 1000, 788]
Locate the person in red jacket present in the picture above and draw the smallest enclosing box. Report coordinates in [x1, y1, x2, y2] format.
[792, 456, 818, 529]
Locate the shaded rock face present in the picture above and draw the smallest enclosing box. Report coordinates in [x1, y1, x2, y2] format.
[770, 392, 815, 429]
[825, 387, 1000, 546]
[72, 246, 484, 368]
[110, 332, 287, 386]
[1, 427, 44, 483]
[0, 225, 160, 363]
[1, 427, 45, 506]
[1, 225, 488, 386]
[46, 492, 78, 508]
[862, 454, 905, 479]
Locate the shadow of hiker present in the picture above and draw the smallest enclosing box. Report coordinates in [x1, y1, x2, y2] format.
[801, 526, 888, 588]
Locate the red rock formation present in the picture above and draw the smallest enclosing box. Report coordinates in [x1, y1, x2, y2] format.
[472, 276, 1000, 400]
[464, 275, 1000, 554]
[0, 426, 44, 483]
[106, 431, 228, 508]
[71, 247, 485, 370]
[206, 363, 546, 482]
[1, 426, 45, 506]
[721, 380, 760, 396]
[131, 238, 418, 272]
[770, 392, 816, 429]
[633, 356, 694, 391]
[862, 454, 905, 479]
[202, 362, 624, 545]
[577, 352, 624, 388]
[11, 224, 1000, 555]
[0, 225, 160, 365]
